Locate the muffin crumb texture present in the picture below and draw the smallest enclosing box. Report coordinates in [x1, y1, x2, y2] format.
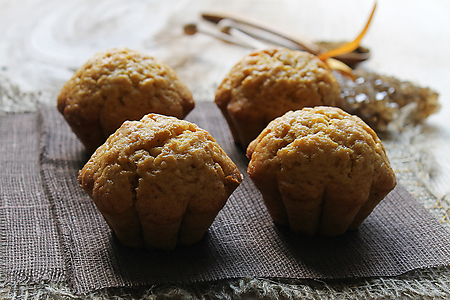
[247, 106, 396, 237]
[58, 47, 195, 153]
[78, 114, 242, 250]
[215, 47, 344, 148]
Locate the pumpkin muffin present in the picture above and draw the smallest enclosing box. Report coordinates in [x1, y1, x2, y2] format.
[247, 106, 396, 237]
[215, 47, 344, 148]
[78, 113, 243, 250]
[58, 47, 195, 154]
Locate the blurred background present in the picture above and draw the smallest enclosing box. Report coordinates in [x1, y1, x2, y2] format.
[0, 0, 449, 199]
[1, 1, 450, 298]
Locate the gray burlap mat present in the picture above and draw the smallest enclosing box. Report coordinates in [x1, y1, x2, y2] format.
[2, 102, 450, 295]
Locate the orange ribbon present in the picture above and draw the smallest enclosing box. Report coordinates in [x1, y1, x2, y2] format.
[319, 2, 377, 78]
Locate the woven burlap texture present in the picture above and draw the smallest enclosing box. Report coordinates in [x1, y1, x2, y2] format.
[1, 77, 450, 299]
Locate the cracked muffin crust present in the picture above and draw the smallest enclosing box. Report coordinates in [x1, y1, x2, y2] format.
[247, 106, 396, 237]
[78, 113, 243, 250]
[215, 48, 344, 148]
[58, 47, 195, 154]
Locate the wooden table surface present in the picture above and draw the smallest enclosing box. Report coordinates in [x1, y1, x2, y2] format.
[1, 0, 449, 298]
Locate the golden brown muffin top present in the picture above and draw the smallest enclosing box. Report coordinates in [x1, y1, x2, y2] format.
[58, 47, 194, 153]
[247, 106, 396, 201]
[79, 114, 243, 226]
[215, 48, 344, 124]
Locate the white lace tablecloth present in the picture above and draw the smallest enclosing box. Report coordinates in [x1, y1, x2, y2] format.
[1, 0, 450, 298]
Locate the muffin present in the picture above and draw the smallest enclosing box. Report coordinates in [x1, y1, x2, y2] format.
[78, 113, 243, 250]
[247, 106, 396, 237]
[215, 47, 344, 148]
[58, 47, 195, 154]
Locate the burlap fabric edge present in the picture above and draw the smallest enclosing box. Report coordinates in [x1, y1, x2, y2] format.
[1, 76, 450, 299]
